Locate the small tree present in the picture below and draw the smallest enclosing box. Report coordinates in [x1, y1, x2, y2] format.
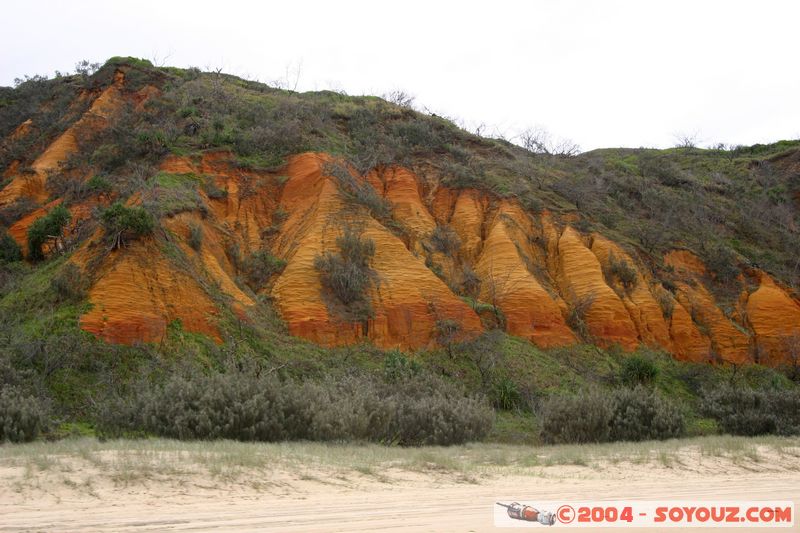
[518, 126, 580, 157]
[100, 202, 155, 250]
[27, 204, 71, 260]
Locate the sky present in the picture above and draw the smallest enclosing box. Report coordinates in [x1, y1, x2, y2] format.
[2, 0, 799, 151]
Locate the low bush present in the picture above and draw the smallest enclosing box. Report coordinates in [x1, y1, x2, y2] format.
[0, 230, 22, 263]
[459, 264, 481, 297]
[609, 386, 684, 441]
[540, 390, 611, 444]
[619, 355, 659, 387]
[188, 223, 203, 251]
[605, 251, 637, 290]
[701, 387, 800, 436]
[242, 250, 286, 289]
[326, 162, 392, 220]
[100, 202, 155, 249]
[51, 263, 89, 302]
[27, 204, 71, 260]
[539, 387, 685, 444]
[0, 387, 49, 443]
[566, 293, 595, 341]
[95, 370, 492, 446]
[85, 174, 112, 194]
[429, 225, 461, 256]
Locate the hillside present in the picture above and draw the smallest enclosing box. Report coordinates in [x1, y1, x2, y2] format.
[2, 57, 798, 369]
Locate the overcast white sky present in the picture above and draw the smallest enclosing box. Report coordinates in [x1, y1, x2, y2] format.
[2, 0, 798, 151]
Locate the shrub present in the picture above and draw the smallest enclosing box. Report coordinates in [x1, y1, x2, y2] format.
[609, 386, 684, 441]
[429, 225, 461, 256]
[100, 202, 155, 249]
[540, 390, 611, 444]
[704, 243, 739, 283]
[656, 291, 675, 319]
[188, 223, 203, 251]
[51, 263, 89, 302]
[566, 293, 595, 341]
[435, 318, 462, 357]
[242, 250, 286, 288]
[27, 204, 71, 260]
[0, 387, 49, 443]
[539, 387, 685, 443]
[315, 225, 376, 320]
[0, 231, 22, 263]
[383, 350, 421, 381]
[95, 370, 492, 446]
[459, 264, 481, 297]
[326, 162, 392, 220]
[493, 377, 522, 410]
[605, 251, 637, 290]
[701, 387, 800, 436]
[619, 355, 659, 387]
[85, 174, 112, 194]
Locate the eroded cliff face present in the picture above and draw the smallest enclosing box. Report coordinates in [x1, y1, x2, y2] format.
[2, 70, 799, 364]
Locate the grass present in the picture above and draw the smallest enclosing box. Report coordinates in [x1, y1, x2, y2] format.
[2, 435, 798, 492]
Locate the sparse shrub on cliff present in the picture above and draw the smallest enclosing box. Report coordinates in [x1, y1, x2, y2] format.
[701, 387, 800, 436]
[51, 263, 89, 302]
[27, 204, 71, 261]
[85, 174, 113, 194]
[604, 251, 637, 291]
[326, 162, 392, 221]
[656, 290, 675, 319]
[100, 202, 155, 250]
[429, 225, 461, 257]
[188, 223, 203, 251]
[459, 264, 481, 298]
[0, 231, 22, 264]
[315, 225, 376, 321]
[619, 355, 659, 387]
[201, 178, 228, 200]
[0, 387, 49, 443]
[566, 293, 595, 342]
[242, 250, 286, 289]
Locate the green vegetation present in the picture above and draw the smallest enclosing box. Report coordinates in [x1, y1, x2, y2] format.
[99, 202, 154, 249]
[241, 250, 286, 289]
[0, 387, 49, 442]
[27, 204, 71, 260]
[429, 225, 461, 256]
[0, 230, 22, 263]
[701, 387, 800, 436]
[619, 354, 659, 387]
[0, 58, 799, 448]
[539, 387, 684, 444]
[97, 368, 492, 446]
